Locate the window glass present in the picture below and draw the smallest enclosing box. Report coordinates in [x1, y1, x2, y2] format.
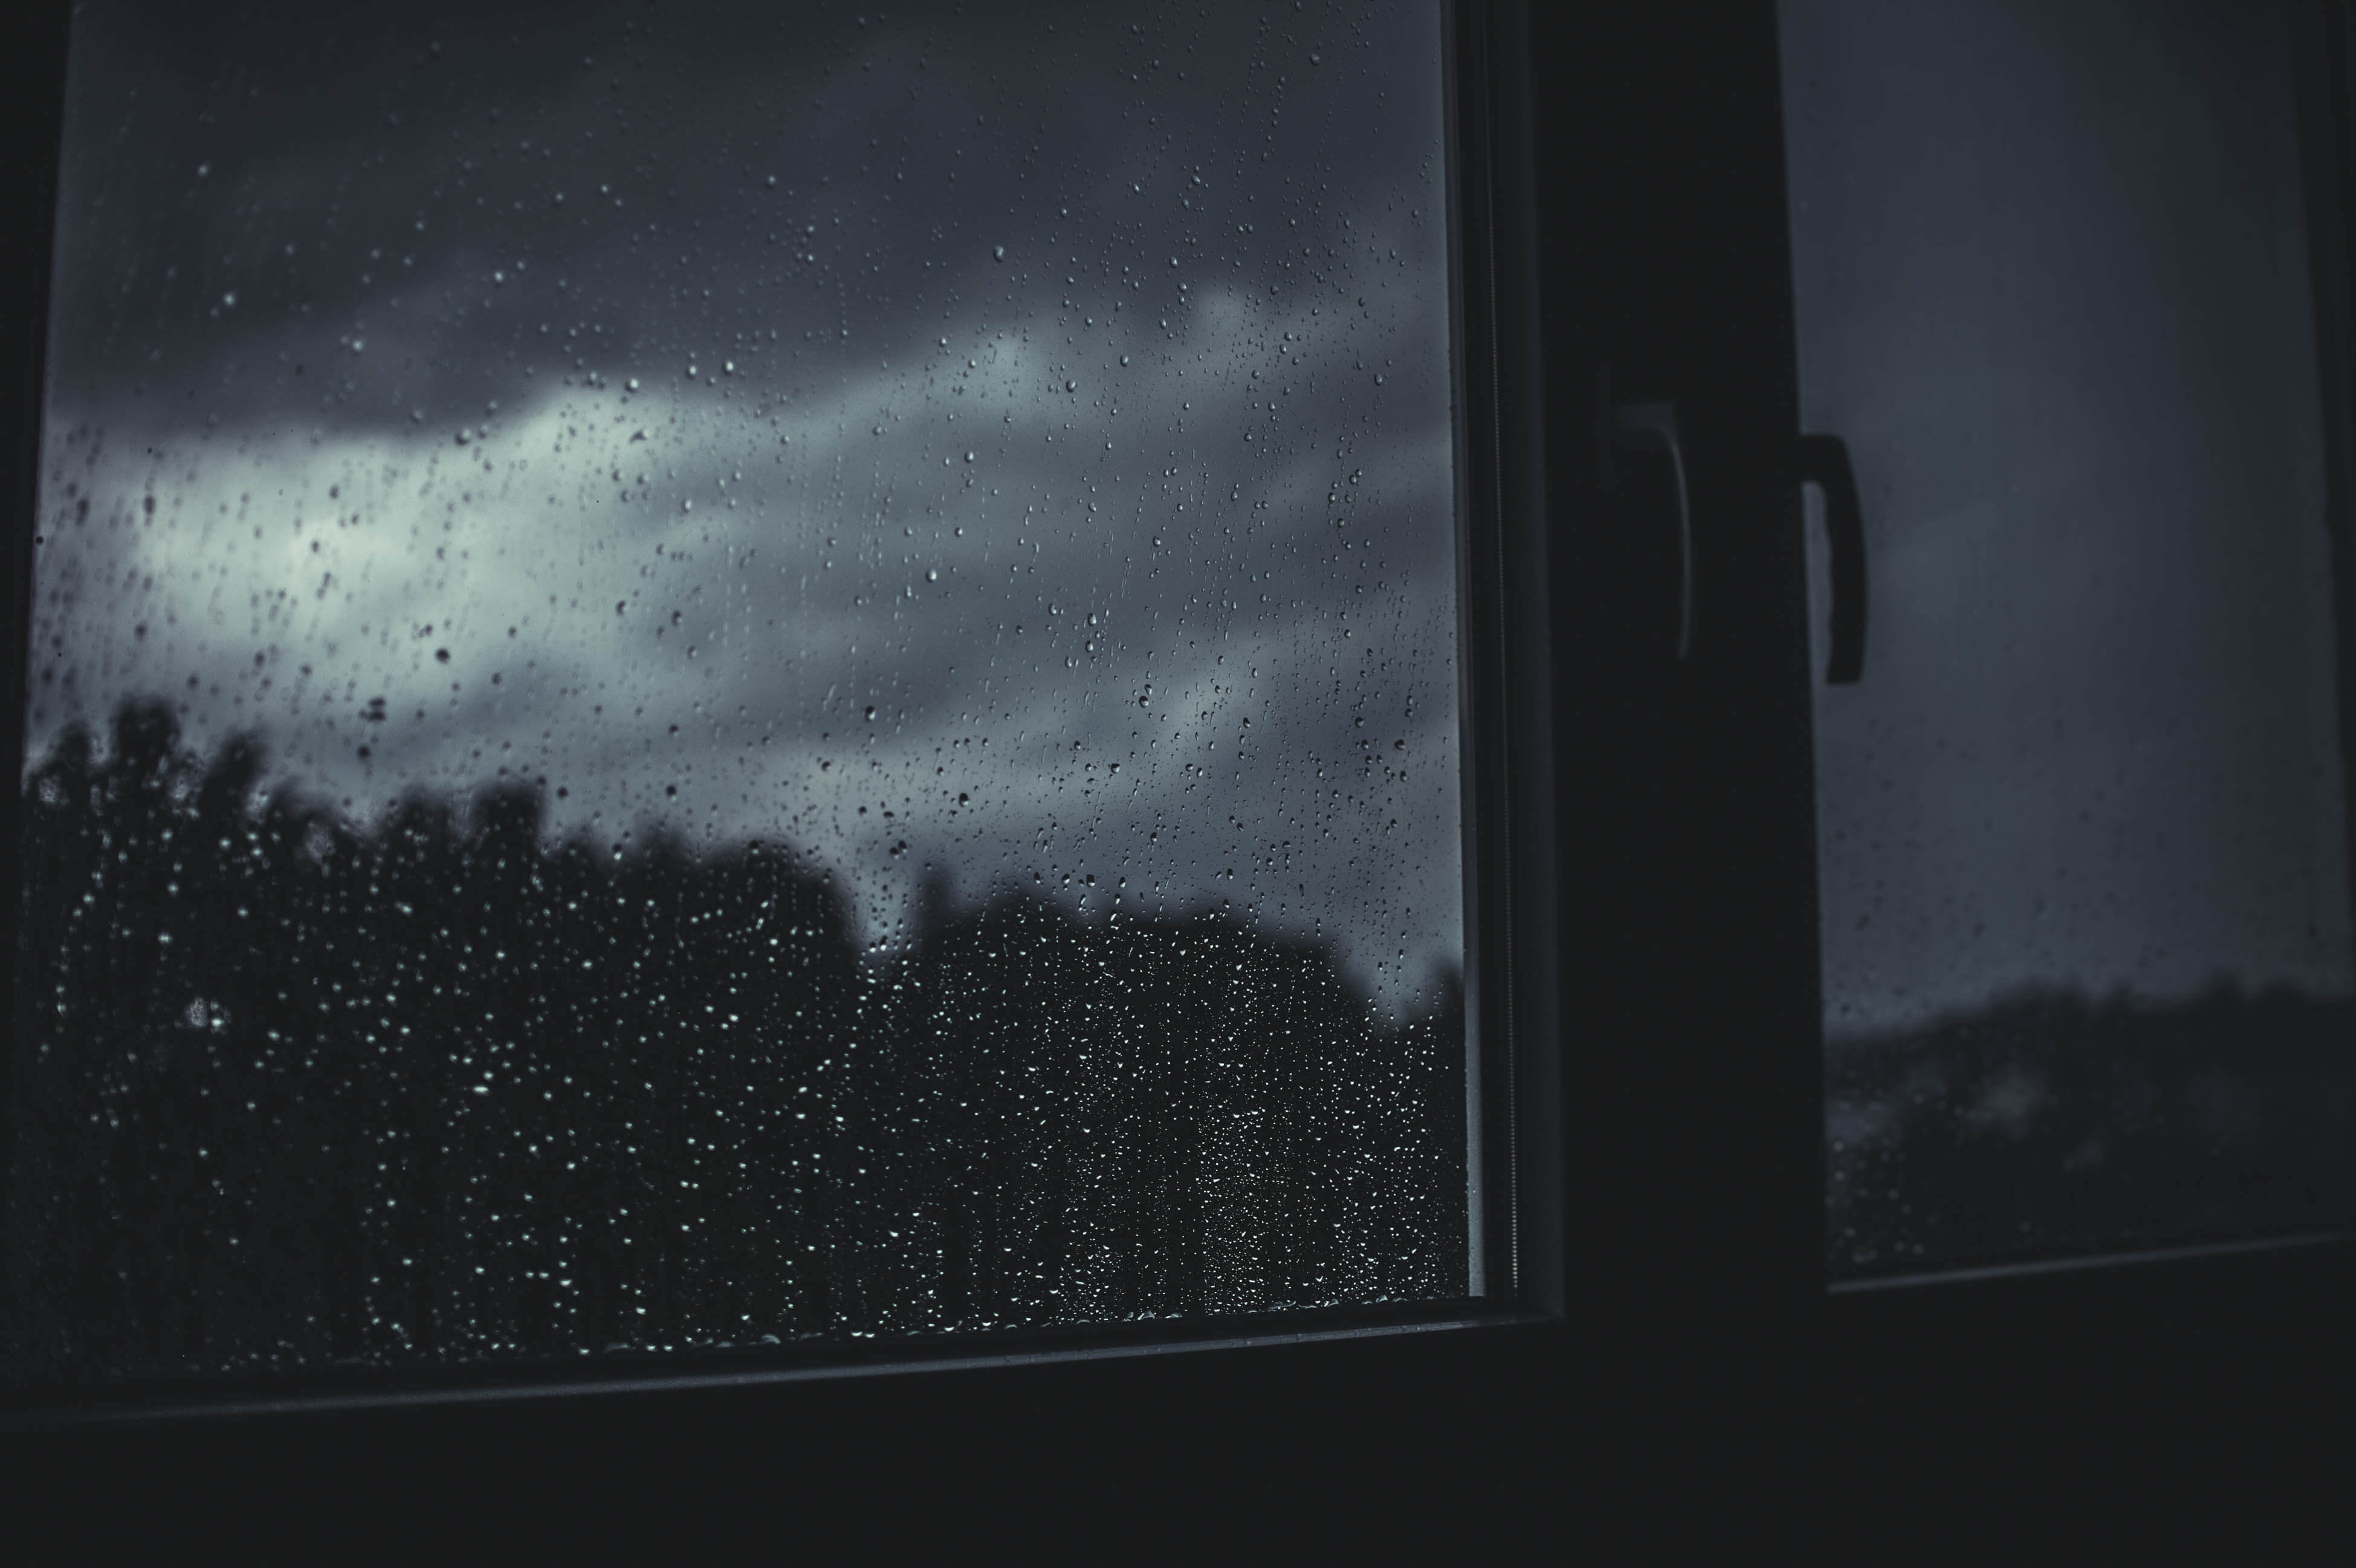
[1782, 0, 2355, 1280]
[7, 0, 1466, 1378]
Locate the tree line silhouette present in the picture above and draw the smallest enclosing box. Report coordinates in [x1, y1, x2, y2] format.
[20, 700, 2338, 1373]
[4, 701, 1467, 1382]
[1827, 982, 2352, 1279]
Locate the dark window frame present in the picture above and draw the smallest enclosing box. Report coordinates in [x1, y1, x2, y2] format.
[5, 0, 2349, 1505]
[1535, 0, 2354, 1473]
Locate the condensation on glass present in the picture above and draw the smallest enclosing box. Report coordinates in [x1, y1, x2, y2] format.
[6, 1, 1469, 1379]
[1782, 0, 2356, 1281]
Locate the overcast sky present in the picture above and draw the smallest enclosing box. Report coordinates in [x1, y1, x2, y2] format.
[25, 0, 1463, 1012]
[1784, 0, 2356, 1033]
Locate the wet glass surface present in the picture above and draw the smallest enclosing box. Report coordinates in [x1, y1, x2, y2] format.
[6, 0, 1468, 1379]
[1782, 0, 2355, 1279]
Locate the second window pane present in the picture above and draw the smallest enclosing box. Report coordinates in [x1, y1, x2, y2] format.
[1782, 0, 2355, 1281]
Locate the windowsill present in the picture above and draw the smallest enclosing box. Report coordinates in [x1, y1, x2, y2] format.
[2, 1300, 1555, 1430]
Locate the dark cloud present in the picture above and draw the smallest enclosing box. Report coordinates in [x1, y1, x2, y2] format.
[30, 0, 1466, 1006]
[52, 1, 1444, 435]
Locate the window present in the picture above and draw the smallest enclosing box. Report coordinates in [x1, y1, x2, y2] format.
[1788, 0, 2353, 1286]
[1559, 0, 2353, 1459]
[6, 0, 1559, 1424]
[10, 0, 2347, 1504]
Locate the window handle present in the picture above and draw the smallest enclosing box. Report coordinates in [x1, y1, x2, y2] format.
[1795, 432, 1866, 685]
[1613, 401, 1694, 661]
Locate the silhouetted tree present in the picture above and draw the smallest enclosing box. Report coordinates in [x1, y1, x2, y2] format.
[1826, 982, 2354, 1277]
[4, 702, 1471, 1381]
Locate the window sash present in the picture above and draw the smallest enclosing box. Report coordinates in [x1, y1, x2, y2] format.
[0, 0, 1568, 1427]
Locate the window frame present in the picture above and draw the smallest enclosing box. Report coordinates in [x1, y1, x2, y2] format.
[0, 0, 1572, 1454]
[1528, 0, 2354, 1470]
[8, 0, 2346, 1491]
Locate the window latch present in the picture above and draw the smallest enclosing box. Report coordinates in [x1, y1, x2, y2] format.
[1611, 401, 1694, 663]
[1794, 432, 1866, 685]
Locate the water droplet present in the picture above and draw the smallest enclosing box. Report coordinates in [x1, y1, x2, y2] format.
[626, 377, 640, 391]
[963, 451, 974, 463]
[1065, 380, 1076, 392]
[864, 705, 877, 721]
[1119, 355, 1130, 366]
[994, 245, 1006, 261]
[927, 568, 938, 582]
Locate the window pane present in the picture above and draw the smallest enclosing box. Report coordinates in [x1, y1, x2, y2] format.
[7, 0, 1467, 1380]
[1782, 0, 2355, 1280]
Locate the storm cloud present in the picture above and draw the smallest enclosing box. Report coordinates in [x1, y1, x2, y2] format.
[28, 0, 1464, 1007]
